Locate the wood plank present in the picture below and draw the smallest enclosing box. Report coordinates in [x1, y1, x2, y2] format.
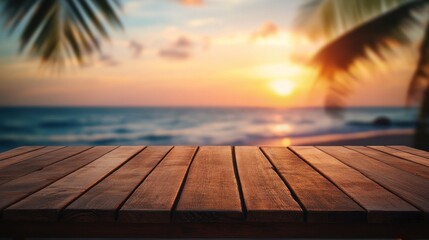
[0, 146, 44, 161]
[388, 145, 429, 159]
[174, 146, 243, 222]
[3, 146, 144, 221]
[63, 146, 172, 222]
[369, 146, 429, 167]
[235, 147, 303, 222]
[348, 146, 429, 179]
[0, 146, 91, 185]
[0, 146, 116, 211]
[291, 146, 420, 223]
[119, 146, 197, 223]
[318, 146, 429, 218]
[262, 147, 364, 223]
[0, 146, 65, 170]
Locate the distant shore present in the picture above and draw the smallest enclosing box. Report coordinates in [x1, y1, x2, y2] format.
[254, 129, 414, 146]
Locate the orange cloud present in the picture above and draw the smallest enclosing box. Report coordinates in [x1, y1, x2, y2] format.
[251, 22, 278, 40]
[159, 36, 194, 60]
[129, 40, 144, 58]
[178, 0, 203, 6]
[159, 49, 190, 60]
[174, 37, 193, 48]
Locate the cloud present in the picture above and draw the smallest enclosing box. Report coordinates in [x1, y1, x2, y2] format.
[159, 36, 194, 60]
[178, 0, 203, 6]
[251, 22, 279, 40]
[99, 53, 119, 66]
[174, 37, 193, 48]
[159, 49, 191, 60]
[129, 40, 144, 58]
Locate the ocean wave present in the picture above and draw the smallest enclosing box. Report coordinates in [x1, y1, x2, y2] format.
[346, 120, 416, 127]
[114, 128, 132, 134]
[38, 119, 104, 129]
[0, 106, 420, 151]
[139, 134, 174, 141]
[39, 120, 84, 128]
[0, 124, 34, 133]
[250, 118, 314, 125]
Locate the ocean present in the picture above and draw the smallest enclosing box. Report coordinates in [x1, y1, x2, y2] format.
[0, 106, 418, 151]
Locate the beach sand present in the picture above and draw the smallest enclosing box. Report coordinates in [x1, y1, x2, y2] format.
[254, 129, 414, 146]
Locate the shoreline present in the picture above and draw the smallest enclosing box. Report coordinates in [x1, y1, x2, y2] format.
[254, 129, 415, 146]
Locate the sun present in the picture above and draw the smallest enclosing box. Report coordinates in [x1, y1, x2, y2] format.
[270, 79, 296, 96]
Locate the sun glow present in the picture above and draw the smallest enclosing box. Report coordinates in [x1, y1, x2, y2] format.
[270, 79, 296, 96]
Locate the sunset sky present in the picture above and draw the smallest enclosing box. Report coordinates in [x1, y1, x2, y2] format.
[0, 0, 417, 107]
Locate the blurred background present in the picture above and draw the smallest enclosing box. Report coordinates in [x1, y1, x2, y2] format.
[0, 0, 428, 151]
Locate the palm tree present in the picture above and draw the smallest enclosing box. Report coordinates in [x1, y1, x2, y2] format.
[1, 0, 123, 68]
[297, 0, 429, 149]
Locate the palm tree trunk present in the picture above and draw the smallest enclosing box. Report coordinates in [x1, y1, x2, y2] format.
[414, 86, 429, 150]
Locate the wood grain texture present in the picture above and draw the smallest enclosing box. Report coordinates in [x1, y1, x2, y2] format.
[0, 146, 65, 170]
[235, 146, 303, 222]
[0, 146, 90, 185]
[318, 146, 429, 218]
[119, 146, 197, 223]
[291, 146, 419, 223]
[348, 146, 429, 179]
[0, 146, 116, 211]
[1, 144, 429, 238]
[388, 146, 429, 159]
[63, 146, 172, 222]
[0, 146, 44, 161]
[174, 146, 243, 223]
[369, 146, 429, 167]
[3, 146, 144, 221]
[262, 147, 364, 223]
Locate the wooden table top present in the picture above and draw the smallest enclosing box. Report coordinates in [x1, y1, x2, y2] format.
[0, 145, 428, 238]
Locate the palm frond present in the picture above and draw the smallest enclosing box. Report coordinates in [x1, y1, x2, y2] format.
[296, 0, 407, 40]
[407, 25, 429, 105]
[2, 0, 38, 32]
[0, 0, 123, 68]
[308, 0, 428, 109]
[312, 0, 427, 77]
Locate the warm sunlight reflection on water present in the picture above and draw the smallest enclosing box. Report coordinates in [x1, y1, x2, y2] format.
[271, 123, 292, 135]
[281, 138, 292, 146]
